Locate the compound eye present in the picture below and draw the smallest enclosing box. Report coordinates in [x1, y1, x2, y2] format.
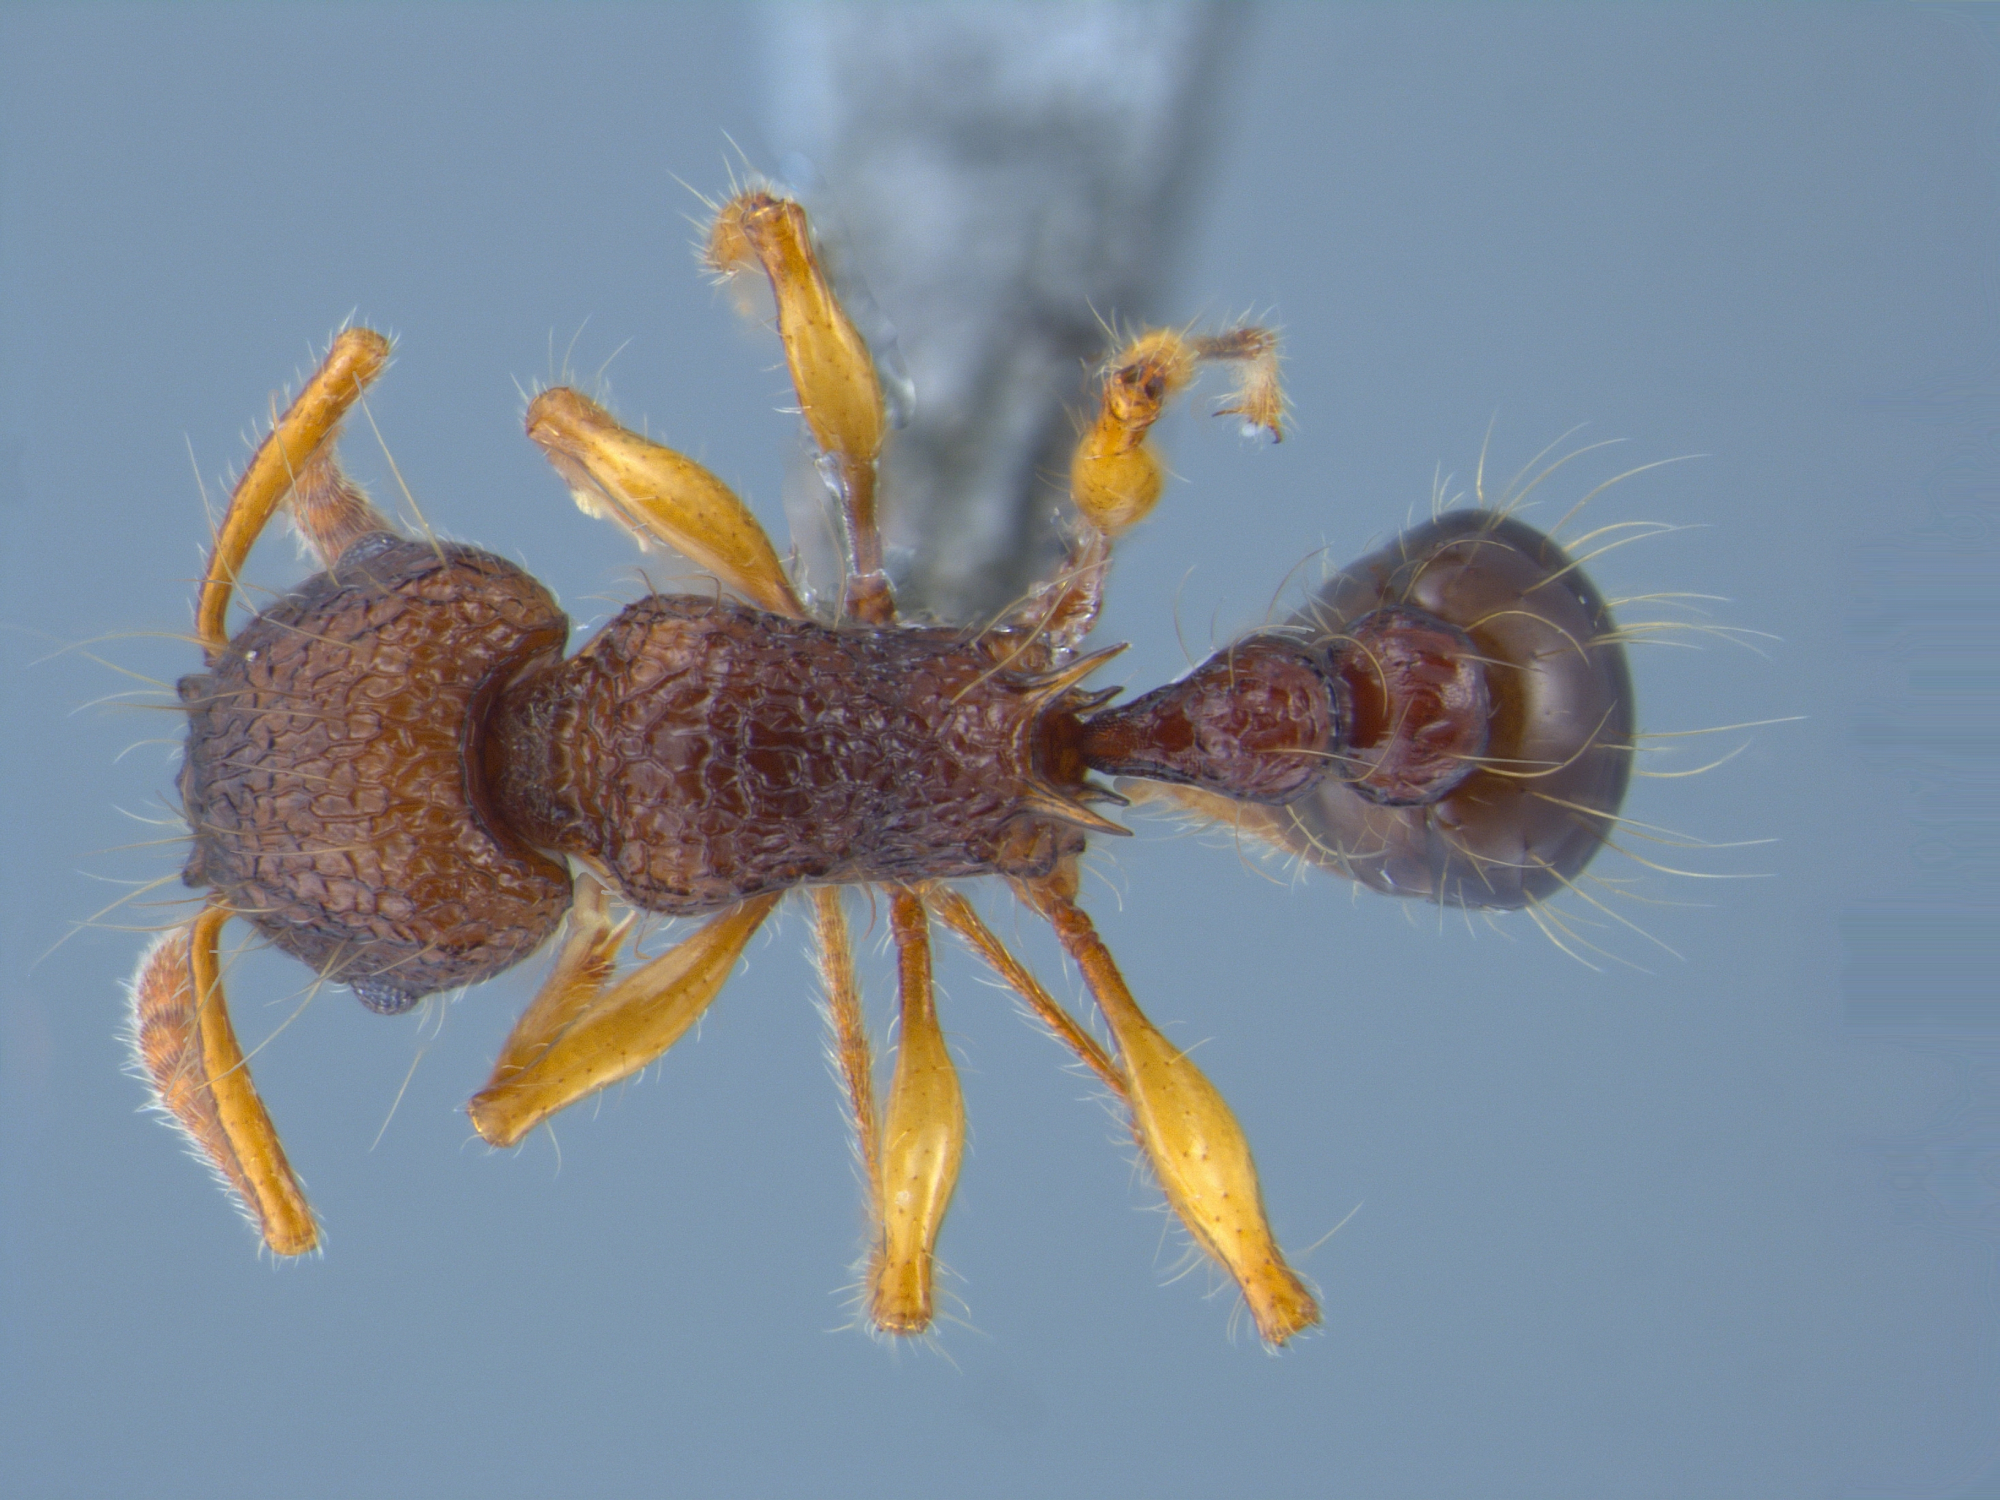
[1276, 512, 1636, 909]
[349, 976, 422, 1016]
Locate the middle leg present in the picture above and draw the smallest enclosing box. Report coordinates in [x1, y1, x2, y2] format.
[707, 188, 893, 623]
[869, 889, 966, 1334]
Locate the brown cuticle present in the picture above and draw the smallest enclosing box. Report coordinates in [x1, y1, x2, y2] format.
[135, 183, 1645, 1349]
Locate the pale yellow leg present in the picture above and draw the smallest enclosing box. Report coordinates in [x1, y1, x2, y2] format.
[197, 328, 394, 656]
[869, 890, 965, 1335]
[924, 884, 1122, 1094]
[1025, 325, 1287, 656]
[128, 902, 319, 1255]
[525, 387, 802, 619]
[706, 189, 892, 623]
[468, 892, 782, 1148]
[1023, 878, 1320, 1346]
[477, 874, 631, 1093]
[1069, 325, 1285, 535]
[811, 888, 880, 1210]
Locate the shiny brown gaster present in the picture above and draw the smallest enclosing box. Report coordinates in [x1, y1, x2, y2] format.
[130, 186, 1637, 1345]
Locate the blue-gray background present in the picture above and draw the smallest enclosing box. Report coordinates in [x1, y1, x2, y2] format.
[3, 6, 1995, 1497]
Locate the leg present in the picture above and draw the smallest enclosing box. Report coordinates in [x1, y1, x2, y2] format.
[811, 888, 879, 1211]
[197, 328, 394, 656]
[475, 874, 630, 1094]
[128, 901, 318, 1255]
[924, 884, 1122, 1093]
[468, 892, 781, 1148]
[524, 387, 802, 619]
[869, 889, 965, 1334]
[1025, 326, 1286, 657]
[706, 189, 893, 623]
[1019, 875, 1321, 1346]
[1069, 324, 1284, 535]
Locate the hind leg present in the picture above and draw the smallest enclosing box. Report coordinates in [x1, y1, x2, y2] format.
[1019, 326, 1288, 659]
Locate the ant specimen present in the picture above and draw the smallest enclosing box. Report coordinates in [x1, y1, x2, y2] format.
[129, 186, 1634, 1345]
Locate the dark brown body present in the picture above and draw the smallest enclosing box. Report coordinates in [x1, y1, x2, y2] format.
[488, 595, 1087, 913]
[180, 534, 1093, 1011]
[1267, 511, 1635, 908]
[176, 510, 1627, 1015]
[178, 536, 574, 1010]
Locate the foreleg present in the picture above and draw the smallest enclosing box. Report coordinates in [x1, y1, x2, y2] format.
[525, 387, 802, 618]
[468, 891, 780, 1148]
